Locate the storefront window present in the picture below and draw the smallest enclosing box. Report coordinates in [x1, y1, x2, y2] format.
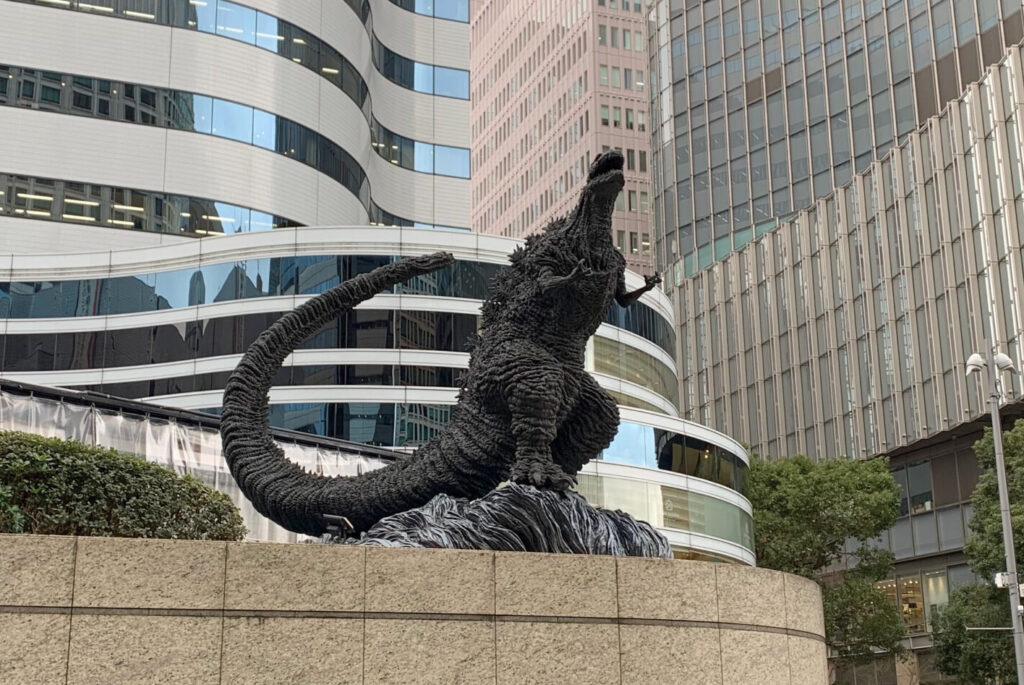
[898, 573, 926, 633]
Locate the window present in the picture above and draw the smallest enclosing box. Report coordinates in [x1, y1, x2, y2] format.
[626, 108, 634, 129]
[41, 85, 61, 104]
[613, 106, 622, 127]
[623, 29, 632, 50]
[624, 68, 633, 89]
[637, 110, 646, 131]
[629, 190, 637, 210]
[599, 24, 607, 45]
[612, 67, 621, 88]
[600, 105, 610, 125]
[600, 65, 609, 86]
[636, 69, 644, 90]
[630, 232, 639, 253]
[20, 80, 34, 98]
[640, 191, 649, 213]
[639, 150, 647, 172]
[626, 149, 636, 170]
[908, 462, 933, 514]
[611, 27, 619, 48]
[615, 190, 625, 210]
[71, 91, 92, 110]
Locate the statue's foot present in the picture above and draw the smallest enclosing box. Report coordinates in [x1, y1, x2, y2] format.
[510, 456, 576, 492]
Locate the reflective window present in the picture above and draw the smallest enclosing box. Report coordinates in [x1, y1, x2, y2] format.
[0, 173, 300, 236]
[1, 65, 471, 219]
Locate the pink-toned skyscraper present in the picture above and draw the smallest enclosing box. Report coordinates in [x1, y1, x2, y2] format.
[470, 0, 653, 271]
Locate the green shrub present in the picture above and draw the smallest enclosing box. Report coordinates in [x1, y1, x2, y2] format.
[0, 430, 246, 540]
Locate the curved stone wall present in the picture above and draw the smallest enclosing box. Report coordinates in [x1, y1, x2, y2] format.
[0, 534, 826, 684]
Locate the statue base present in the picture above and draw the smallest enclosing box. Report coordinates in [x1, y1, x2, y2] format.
[329, 482, 671, 558]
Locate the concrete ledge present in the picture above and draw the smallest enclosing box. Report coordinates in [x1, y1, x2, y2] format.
[0, 534, 826, 684]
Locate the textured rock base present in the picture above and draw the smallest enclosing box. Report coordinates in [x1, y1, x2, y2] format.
[331, 482, 672, 558]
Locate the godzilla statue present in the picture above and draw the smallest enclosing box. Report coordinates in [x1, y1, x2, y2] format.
[220, 150, 662, 541]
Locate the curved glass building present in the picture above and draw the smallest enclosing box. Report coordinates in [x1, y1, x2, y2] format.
[0, 227, 754, 562]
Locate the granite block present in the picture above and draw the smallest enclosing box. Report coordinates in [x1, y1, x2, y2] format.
[789, 635, 828, 685]
[74, 537, 225, 609]
[0, 612, 70, 684]
[720, 628, 791, 683]
[66, 614, 220, 684]
[366, 547, 493, 614]
[620, 624, 723, 684]
[617, 557, 718, 621]
[716, 563, 788, 629]
[364, 618, 495, 684]
[494, 552, 616, 618]
[785, 573, 825, 636]
[496, 621, 618, 685]
[222, 617, 362, 685]
[225, 541, 364, 612]
[0, 534, 76, 607]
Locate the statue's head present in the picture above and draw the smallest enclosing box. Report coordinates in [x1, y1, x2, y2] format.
[584, 150, 625, 203]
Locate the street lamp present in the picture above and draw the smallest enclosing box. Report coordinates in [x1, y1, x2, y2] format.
[967, 338, 1024, 685]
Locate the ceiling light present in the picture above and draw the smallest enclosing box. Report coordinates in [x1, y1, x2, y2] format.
[64, 198, 100, 207]
[113, 203, 144, 212]
[256, 32, 284, 41]
[63, 213, 96, 222]
[124, 10, 155, 19]
[17, 193, 53, 201]
[25, 209, 50, 217]
[201, 215, 235, 222]
[321, 67, 339, 74]
[181, 212, 191, 217]
[190, 0, 208, 5]
[79, 3, 114, 11]
[293, 38, 306, 45]
[107, 219, 134, 227]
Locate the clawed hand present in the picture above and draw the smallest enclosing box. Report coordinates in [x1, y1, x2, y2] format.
[644, 272, 662, 289]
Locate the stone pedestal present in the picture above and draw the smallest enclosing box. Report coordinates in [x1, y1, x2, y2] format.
[0, 534, 827, 684]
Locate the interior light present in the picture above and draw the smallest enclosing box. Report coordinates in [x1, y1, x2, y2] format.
[64, 198, 100, 207]
[201, 215, 235, 222]
[25, 209, 50, 217]
[321, 67, 340, 74]
[107, 219, 134, 227]
[256, 32, 284, 41]
[79, 3, 114, 11]
[62, 213, 96, 222]
[293, 38, 306, 45]
[181, 212, 191, 217]
[17, 193, 53, 201]
[189, 0, 208, 5]
[37, 0, 71, 6]
[124, 10, 156, 19]
[222, 26, 243, 34]
[113, 203, 144, 212]
[292, 58, 302, 63]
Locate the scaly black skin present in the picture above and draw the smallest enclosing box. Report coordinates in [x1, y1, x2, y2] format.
[220, 150, 661, 537]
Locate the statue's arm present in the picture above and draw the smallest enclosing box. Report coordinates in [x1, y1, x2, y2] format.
[615, 268, 662, 307]
[538, 260, 586, 292]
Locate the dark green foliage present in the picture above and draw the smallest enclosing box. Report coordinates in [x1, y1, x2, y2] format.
[933, 583, 1015, 684]
[932, 420, 1024, 683]
[0, 430, 246, 540]
[748, 455, 906, 668]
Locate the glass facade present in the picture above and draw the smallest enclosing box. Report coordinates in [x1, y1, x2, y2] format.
[0, 65, 470, 182]
[648, 0, 1024, 277]
[0, 173, 301, 235]
[8, 0, 470, 99]
[675, 43, 1024, 459]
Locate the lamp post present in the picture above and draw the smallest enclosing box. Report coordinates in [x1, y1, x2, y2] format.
[966, 338, 1024, 685]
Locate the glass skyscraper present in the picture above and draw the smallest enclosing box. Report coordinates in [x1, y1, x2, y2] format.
[648, 0, 1024, 279]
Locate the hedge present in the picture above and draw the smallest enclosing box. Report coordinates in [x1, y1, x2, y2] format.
[0, 430, 246, 540]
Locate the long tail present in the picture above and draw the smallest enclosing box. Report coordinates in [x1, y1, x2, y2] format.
[220, 251, 455, 536]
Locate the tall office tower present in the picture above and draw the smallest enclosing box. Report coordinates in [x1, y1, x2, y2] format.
[648, 0, 1024, 678]
[649, 0, 1024, 280]
[470, 0, 655, 270]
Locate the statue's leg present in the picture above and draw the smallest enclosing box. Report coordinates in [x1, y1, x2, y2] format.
[550, 374, 619, 478]
[501, 351, 578, 491]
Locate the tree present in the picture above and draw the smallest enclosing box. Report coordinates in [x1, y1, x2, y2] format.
[932, 419, 1024, 684]
[0, 430, 246, 540]
[748, 454, 906, 672]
